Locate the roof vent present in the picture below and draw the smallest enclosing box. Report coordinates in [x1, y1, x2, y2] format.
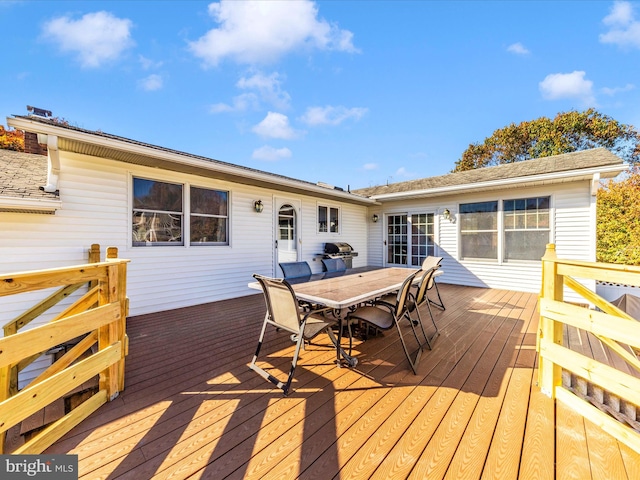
[26, 105, 52, 118]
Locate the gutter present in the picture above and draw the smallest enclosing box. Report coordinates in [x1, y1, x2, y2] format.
[7, 116, 379, 206]
[368, 164, 628, 201]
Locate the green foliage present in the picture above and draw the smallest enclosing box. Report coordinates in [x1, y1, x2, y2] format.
[0, 125, 24, 151]
[454, 109, 640, 172]
[597, 167, 640, 265]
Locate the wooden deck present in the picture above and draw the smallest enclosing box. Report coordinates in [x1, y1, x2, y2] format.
[42, 283, 640, 479]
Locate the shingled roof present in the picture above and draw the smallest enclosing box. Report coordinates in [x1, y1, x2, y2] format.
[0, 149, 57, 200]
[353, 148, 625, 198]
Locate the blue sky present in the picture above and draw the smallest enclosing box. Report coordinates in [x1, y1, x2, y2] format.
[1, 1, 639, 190]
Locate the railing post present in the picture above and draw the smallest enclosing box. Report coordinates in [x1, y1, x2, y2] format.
[98, 248, 121, 401]
[539, 243, 564, 397]
[106, 247, 128, 392]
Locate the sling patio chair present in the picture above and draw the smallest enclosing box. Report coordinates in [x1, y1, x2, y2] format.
[250, 274, 339, 396]
[279, 261, 312, 280]
[321, 257, 347, 273]
[422, 256, 445, 310]
[406, 266, 440, 349]
[347, 270, 424, 374]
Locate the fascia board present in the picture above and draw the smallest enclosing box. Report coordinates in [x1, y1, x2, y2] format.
[8, 117, 378, 206]
[0, 196, 61, 213]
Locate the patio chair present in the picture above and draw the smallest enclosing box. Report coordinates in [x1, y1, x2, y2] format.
[347, 270, 424, 374]
[250, 274, 338, 395]
[279, 261, 312, 280]
[422, 256, 445, 310]
[321, 257, 347, 272]
[406, 266, 440, 349]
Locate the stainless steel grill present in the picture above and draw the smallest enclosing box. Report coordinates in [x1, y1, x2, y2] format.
[323, 242, 358, 269]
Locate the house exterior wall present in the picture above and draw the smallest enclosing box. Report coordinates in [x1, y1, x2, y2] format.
[366, 180, 596, 300]
[0, 151, 369, 386]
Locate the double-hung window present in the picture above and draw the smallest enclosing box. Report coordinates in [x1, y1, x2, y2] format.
[132, 177, 183, 246]
[190, 187, 229, 245]
[318, 205, 339, 233]
[503, 196, 550, 261]
[460, 201, 498, 260]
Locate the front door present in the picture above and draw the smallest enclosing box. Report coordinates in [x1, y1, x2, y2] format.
[274, 198, 301, 275]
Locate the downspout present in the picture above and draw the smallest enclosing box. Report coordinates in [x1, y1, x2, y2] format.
[40, 134, 60, 194]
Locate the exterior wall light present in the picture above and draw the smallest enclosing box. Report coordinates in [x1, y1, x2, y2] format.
[372, 214, 379, 223]
[442, 208, 455, 223]
[254, 200, 264, 213]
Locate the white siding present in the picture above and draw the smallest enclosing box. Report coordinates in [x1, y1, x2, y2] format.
[0, 152, 368, 386]
[365, 180, 596, 299]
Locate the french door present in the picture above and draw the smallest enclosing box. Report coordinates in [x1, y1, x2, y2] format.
[386, 213, 435, 267]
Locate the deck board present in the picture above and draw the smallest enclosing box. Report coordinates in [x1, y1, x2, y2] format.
[35, 283, 640, 479]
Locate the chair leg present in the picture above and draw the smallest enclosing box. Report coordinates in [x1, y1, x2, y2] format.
[392, 315, 421, 375]
[249, 314, 304, 396]
[411, 308, 433, 350]
[429, 281, 445, 310]
[414, 301, 439, 349]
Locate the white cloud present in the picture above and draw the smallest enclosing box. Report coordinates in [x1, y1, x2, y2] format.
[139, 55, 163, 70]
[252, 145, 292, 161]
[362, 163, 378, 171]
[237, 71, 291, 109]
[139, 74, 163, 91]
[188, 0, 358, 67]
[600, 1, 640, 48]
[601, 83, 635, 95]
[539, 71, 596, 105]
[42, 11, 134, 68]
[507, 42, 530, 55]
[299, 105, 368, 126]
[395, 167, 415, 178]
[252, 112, 301, 139]
[209, 93, 259, 113]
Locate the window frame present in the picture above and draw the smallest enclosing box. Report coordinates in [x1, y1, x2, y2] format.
[317, 204, 341, 234]
[503, 196, 551, 262]
[459, 201, 499, 261]
[457, 195, 553, 263]
[132, 176, 184, 247]
[189, 185, 230, 246]
[131, 175, 231, 248]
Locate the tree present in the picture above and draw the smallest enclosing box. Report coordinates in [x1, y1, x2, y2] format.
[0, 125, 24, 151]
[454, 109, 640, 172]
[597, 167, 640, 266]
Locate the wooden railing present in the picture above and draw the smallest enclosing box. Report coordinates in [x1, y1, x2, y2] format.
[538, 243, 640, 454]
[0, 245, 129, 454]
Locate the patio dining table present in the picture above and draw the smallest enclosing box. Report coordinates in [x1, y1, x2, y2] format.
[250, 266, 421, 367]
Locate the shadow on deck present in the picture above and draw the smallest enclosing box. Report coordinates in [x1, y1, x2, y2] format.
[41, 284, 639, 479]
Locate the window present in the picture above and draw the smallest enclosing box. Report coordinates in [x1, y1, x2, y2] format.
[504, 196, 550, 261]
[410, 213, 435, 267]
[318, 205, 339, 233]
[132, 177, 183, 246]
[460, 201, 498, 260]
[279, 204, 297, 250]
[190, 187, 229, 245]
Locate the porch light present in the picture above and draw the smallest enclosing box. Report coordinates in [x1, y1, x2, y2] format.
[442, 208, 455, 223]
[254, 200, 264, 213]
[372, 214, 379, 223]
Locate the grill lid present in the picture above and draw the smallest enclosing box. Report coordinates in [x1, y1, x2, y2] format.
[324, 242, 354, 254]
